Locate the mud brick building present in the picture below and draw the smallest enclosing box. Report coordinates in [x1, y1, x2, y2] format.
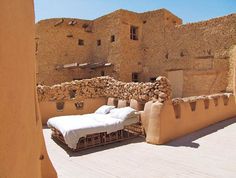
[36, 9, 236, 97]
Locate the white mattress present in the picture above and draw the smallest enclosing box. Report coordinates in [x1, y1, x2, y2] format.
[123, 116, 139, 126]
[47, 113, 139, 149]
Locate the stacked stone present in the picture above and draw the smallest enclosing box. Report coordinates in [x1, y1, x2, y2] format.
[37, 76, 172, 103]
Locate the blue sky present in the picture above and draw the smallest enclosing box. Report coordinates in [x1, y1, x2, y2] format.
[34, 0, 236, 23]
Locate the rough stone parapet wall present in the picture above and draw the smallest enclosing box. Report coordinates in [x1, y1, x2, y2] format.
[37, 76, 171, 103]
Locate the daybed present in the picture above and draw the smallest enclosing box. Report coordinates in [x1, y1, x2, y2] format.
[47, 98, 144, 151]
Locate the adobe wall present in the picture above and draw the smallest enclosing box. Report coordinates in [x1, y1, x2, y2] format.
[36, 18, 93, 84]
[37, 76, 171, 123]
[115, 10, 143, 82]
[90, 10, 124, 79]
[228, 46, 236, 94]
[142, 14, 236, 97]
[35, 9, 176, 85]
[40, 98, 107, 124]
[0, 1, 56, 178]
[36, 9, 236, 97]
[142, 93, 236, 144]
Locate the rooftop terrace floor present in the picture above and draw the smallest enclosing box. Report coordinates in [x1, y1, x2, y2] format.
[43, 117, 236, 178]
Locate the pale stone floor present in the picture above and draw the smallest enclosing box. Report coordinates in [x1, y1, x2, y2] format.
[43, 118, 236, 178]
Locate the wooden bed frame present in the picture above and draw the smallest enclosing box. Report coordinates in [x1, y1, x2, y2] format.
[50, 122, 144, 151]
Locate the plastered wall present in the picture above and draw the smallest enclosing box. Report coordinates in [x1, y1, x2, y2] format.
[40, 98, 107, 124]
[0, 1, 56, 178]
[142, 94, 236, 145]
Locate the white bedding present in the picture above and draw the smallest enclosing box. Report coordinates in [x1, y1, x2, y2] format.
[47, 113, 138, 149]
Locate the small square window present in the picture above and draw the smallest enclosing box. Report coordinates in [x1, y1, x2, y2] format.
[130, 26, 139, 40]
[111, 35, 115, 42]
[132, 72, 139, 82]
[78, 39, 84, 46]
[97, 39, 101, 46]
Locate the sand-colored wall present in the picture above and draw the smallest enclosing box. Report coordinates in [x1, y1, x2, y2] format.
[36, 18, 93, 84]
[36, 10, 126, 85]
[228, 46, 236, 93]
[35, 9, 181, 85]
[38, 76, 172, 124]
[143, 94, 236, 144]
[40, 98, 107, 124]
[143, 14, 236, 96]
[0, 1, 56, 178]
[90, 10, 123, 79]
[36, 9, 236, 97]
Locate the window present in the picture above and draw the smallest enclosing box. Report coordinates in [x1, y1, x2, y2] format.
[111, 35, 115, 42]
[56, 102, 64, 111]
[165, 52, 169, 59]
[101, 71, 105, 76]
[150, 77, 156, 83]
[97, 39, 101, 46]
[35, 42, 38, 53]
[78, 39, 84, 46]
[130, 26, 139, 40]
[132, 73, 139, 82]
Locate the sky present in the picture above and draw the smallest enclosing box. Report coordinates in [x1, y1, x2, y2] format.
[34, 0, 236, 23]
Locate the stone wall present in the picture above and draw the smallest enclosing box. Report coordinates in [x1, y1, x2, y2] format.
[36, 9, 236, 97]
[36, 10, 127, 85]
[143, 13, 236, 97]
[37, 76, 171, 103]
[36, 9, 180, 85]
[36, 18, 93, 84]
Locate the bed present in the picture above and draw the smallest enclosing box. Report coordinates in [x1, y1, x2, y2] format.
[47, 98, 144, 151]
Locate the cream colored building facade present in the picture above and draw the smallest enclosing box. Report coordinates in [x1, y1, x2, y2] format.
[36, 9, 236, 97]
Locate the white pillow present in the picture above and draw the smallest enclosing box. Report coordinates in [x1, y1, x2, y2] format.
[109, 107, 136, 121]
[95, 105, 115, 114]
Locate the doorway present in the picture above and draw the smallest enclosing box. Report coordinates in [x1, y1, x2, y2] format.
[167, 70, 183, 98]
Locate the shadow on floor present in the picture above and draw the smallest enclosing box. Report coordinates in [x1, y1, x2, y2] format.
[51, 134, 145, 157]
[167, 117, 236, 148]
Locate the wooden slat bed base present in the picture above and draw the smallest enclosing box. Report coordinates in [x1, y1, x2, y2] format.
[50, 123, 144, 151]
